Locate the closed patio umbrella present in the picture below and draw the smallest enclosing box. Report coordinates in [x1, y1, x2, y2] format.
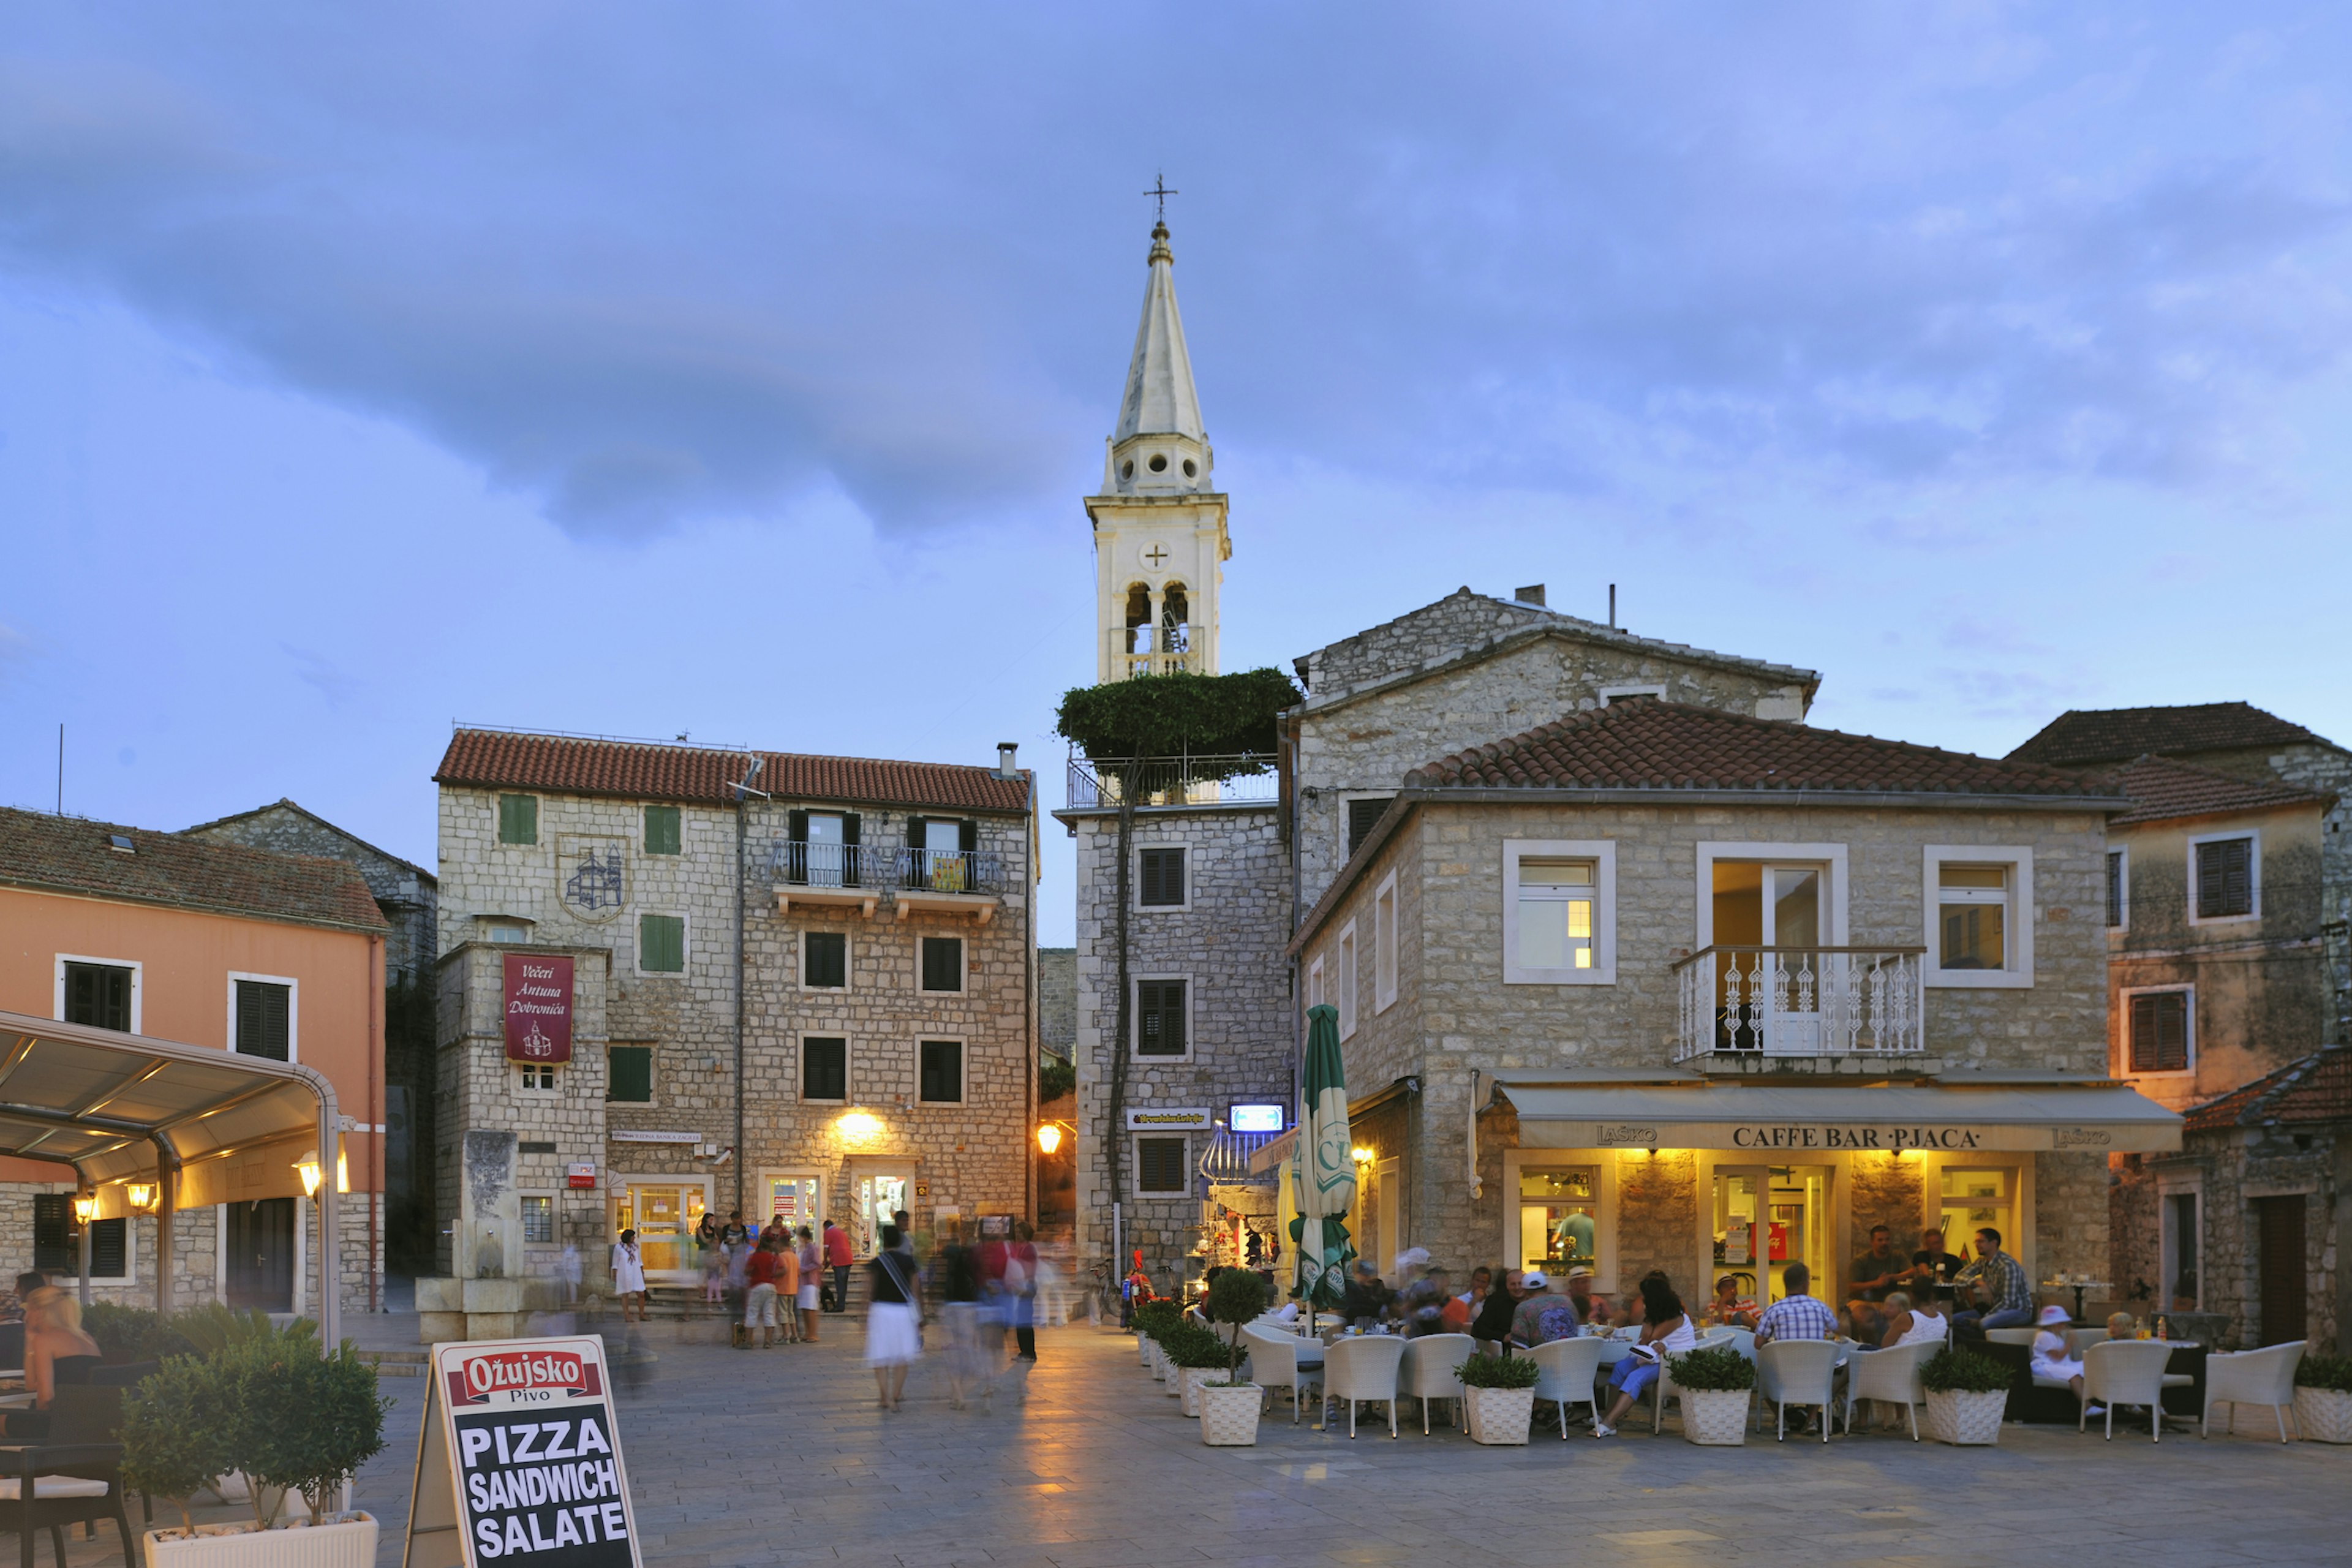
[1289, 1003, 1356, 1322]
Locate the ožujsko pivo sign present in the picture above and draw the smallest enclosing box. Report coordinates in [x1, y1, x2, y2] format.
[405, 1336, 640, 1568]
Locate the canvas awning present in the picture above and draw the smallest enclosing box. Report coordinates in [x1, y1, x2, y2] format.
[1491, 1072, 2182, 1155]
[1246, 1124, 1298, 1176]
[0, 1009, 344, 1343]
[1197, 1126, 1282, 1185]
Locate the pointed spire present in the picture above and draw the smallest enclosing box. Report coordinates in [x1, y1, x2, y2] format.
[1114, 222, 1204, 443]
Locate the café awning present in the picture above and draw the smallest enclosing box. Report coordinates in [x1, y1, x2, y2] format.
[1490, 1070, 2182, 1154]
[0, 1009, 344, 1341]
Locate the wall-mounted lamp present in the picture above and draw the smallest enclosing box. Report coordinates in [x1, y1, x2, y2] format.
[126, 1183, 155, 1213]
[837, 1110, 885, 1142]
[1350, 1145, 1376, 1167]
[72, 1194, 96, 1226]
[1035, 1123, 1063, 1155]
[295, 1157, 323, 1199]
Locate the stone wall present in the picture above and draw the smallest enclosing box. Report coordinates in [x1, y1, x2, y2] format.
[1844, 1152, 1926, 1265]
[1615, 1150, 1702, 1299]
[2122, 1129, 2345, 1351]
[1038, 947, 1077, 1060]
[183, 802, 437, 982]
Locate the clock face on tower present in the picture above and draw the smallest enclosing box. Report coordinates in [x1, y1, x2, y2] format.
[1139, 542, 1171, 571]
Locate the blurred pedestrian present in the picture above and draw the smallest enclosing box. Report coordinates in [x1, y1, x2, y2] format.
[823, 1219, 853, 1313]
[744, 1236, 783, 1348]
[774, 1229, 803, 1343]
[611, 1229, 647, 1323]
[559, 1243, 582, 1306]
[795, 1225, 824, 1341]
[1008, 1221, 1041, 1362]
[700, 1227, 726, 1313]
[867, 1224, 924, 1411]
[940, 1237, 985, 1409]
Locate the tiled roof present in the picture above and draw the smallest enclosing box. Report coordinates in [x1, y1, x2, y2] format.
[435, 729, 1031, 815]
[2104, 756, 2333, 829]
[1405, 697, 2111, 798]
[0, 807, 387, 933]
[2184, 1047, 2352, 1134]
[2008, 703, 2331, 768]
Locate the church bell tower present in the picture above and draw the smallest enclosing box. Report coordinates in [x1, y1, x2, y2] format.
[1087, 221, 1231, 683]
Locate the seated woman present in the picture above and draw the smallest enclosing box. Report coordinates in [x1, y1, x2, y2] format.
[2030, 1304, 2100, 1415]
[1878, 1291, 1949, 1349]
[2, 1289, 101, 1439]
[1592, 1276, 1696, 1438]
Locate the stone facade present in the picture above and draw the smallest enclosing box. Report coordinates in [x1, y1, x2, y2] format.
[183, 799, 437, 981]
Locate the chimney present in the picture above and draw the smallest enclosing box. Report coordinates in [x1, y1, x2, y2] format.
[1513, 584, 1546, 608]
[997, 742, 1019, 778]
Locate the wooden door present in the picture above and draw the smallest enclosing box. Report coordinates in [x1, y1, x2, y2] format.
[2256, 1196, 2307, 1347]
[227, 1198, 295, 1311]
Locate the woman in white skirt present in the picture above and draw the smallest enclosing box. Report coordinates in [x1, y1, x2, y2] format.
[866, 1223, 924, 1410]
[611, 1229, 647, 1323]
[795, 1225, 824, 1344]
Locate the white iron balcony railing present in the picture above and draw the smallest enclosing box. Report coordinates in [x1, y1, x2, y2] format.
[1673, 946, 1926, 1060]
[1106, 627, 1200, 680]
[1065, 750, 1279, 810]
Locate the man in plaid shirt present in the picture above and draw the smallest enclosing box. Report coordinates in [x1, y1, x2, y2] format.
[1953, 1226, 2035, 1332]
[1754, 1262, 1838, 1343]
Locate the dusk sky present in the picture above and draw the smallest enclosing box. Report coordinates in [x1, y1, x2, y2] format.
[5, 5, 2349, 944]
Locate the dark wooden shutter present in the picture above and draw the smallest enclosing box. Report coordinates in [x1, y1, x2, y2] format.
[843, 813, 863, 886]
[1138, 1137, 1186, 1193]
[1137, 981, 1186, 1055]
[907, 818, 926, 850]
[90, 1219, 126, 1278]
[959, 820, 978, 853]
[63, 964, 132, 1031]
[1348, 797, 1392, 857]
[607, 1047, 653, 1103]
[2105, 851, 2123, 927]
[922, 938, 962, 992]
[2129, 992, 2188, 1073]
[1139, 848, 1183, 907]
[804, 932, 846, 989]
[2197, 837, 2253, 919]
[32, 1194, 70, 1272]
[802, 1038, 846, 1101]
[920, 1041, 962, 1103]
[2256, 1196, 2307, 1346]
[236, 980, 291, 1060]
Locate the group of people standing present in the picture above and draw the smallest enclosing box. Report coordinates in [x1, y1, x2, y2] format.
[604, 1210, 858, 1338]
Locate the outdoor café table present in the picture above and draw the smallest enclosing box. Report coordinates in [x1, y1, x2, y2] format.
[2042, 1278, 2111, 1323]
[2154, 1338, 2207, 1423]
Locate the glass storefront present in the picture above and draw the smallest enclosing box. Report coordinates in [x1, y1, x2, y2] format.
[851, 1169, 910, 1258]
[766, 1173, 823, 1235]
[1711, 1164, 1830, 1305]
[610, 1182, 707, 1279]
[1517, 1167, 1599, 1275]
[1940, 1166, 2015, 1251]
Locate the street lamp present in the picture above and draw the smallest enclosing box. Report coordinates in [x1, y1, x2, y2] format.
[1035, 1123, 1063, 1155]
[72, 1193, 96, 1226]
[295, 1157, 323, 1199]
[126, 1183, 154, 1213]
[1351, 1145, 1376, 1167]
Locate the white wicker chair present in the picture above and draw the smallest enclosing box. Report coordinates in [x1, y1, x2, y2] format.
[1399, 1334, 1476, 1434]
[1839, 1340, 1936, 1439]
[2203, 1340, 2305, 1442]
[2080, 1340, 2176, 1441]
[2065, 1327, 2111, 1359]
[1320, 1335, 1408, 1438]
[1242, 1326, 1324, 1425]
[1983, 1327, 2040, 1348]
[1757, 1340, 1840, 1442]
[1531, 1338, 1609, 1438]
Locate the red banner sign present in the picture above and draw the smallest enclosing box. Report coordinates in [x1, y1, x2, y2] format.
[504, 954, 574, 1065]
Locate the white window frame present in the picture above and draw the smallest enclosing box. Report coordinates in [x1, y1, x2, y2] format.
[480, 916, 534, 944]
[797, 929, 853, 993]
[1340, 792, 1396, 861]
[2187, 829, 2261, 926]
[85, 1207, 135, 1286]
[1504, 840, 1618, 985]
[514, 1060, 559, 1094]
[1306, 956, 1324, 1011]
[224, 972, 300, 1062]
[1921, 845, 2035, 989]
[1597, 684, 1667, 706]
[2156, 1174, 2204, 1313]
[1336, 922, 1359, 1039]
[1499, 1149, 1620, 1286]
[2120, 984, 2195, 1077]
[634, 909, 690, 977]
[1693, 842, 1850, 948]
[916, 933, 968, 995]
[1131, 1131, 1191, 1197]
[1131, 974, 1195, 1063]
[1373, 871, 1399, 1012]
[796, 1033, 851, 1104]
[914, 1035, 967, 1107]
[2106, 846, 2130, 933]
[1134, 841, 1193, 912]
[53, 954, 143, 1034]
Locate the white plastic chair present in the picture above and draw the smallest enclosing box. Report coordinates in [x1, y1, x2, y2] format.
[1242, 1326, 1324, 1425]
[1757, 1340, 1839, 1442]
[1840, 1340, 1936, 1439]
[1320, 1335, 1408, 1438]
[1531, 1338, 1609, 1438]
[2203, 1340, 2305, 1442]
[1399, 1334, 1475, 1434]
[2080, 1340, 2176, 1441]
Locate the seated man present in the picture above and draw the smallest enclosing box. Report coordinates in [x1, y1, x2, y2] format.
[1707, 1274, 1758, 1329]
[1509, 1271, 1580, 1348]
[1340, 1261, 1392, 1329]
[1847, 1225, 1909, 1307]
[1753, 1262, 1838, 1433]
[1566, 1265, 1614, 1327]
[1951, 1226, 2035, 1335]
[1908, 1227, 1966, 1303]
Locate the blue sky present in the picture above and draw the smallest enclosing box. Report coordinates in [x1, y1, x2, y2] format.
[4, 4, 2349, 944]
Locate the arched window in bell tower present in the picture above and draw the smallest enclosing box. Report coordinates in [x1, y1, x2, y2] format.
[1161, 583, 1191, 657]
[1124, 583, 1153, 656]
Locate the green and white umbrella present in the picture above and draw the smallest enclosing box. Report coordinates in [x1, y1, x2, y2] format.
[1288, 1003, 1355, 1313]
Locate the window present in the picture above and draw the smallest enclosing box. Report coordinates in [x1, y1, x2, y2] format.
[233, 979, 292, 1061]
[518, 1062, 556, 1090]
[2164, 1191, 2199, 1310]
[2128, 989, 2192, 1074]
[1937, 865, 2008, 970]
[786, 810, 862, 888]
[483, 919, 530, 945]
[1374, 873, 1398, 1011]
[919, 1039, 963, 1104]
[1347, 797, 1392, 859]
[608, 1046, 653, 1102]
[498, 794, 538, 845]
[802, 1037, 847, 1101]
[1137, 1136, 1188, 1194]
[1137, 980, 1186, 1057]
[921, 937, 963, 993]
[644, 804, 682, 856]
[521, 1196, 556, 1245]
[2106, 849, 2127, 930]
[803, 932, 848, 990]
[638, 913, 686, 974]
[1504, 841, 1618, 984]
[1306, 957, 1324, 1011]
[1139, 848, 1186, 907]
[1337, 923, 1358, 1038]
[33, 1194, 126, 1280]
[1921, 846, 2033, 988]
[911, 817, 974, 889]
[61, 961, 134, 1031]
[2193, 834, 2256, 921]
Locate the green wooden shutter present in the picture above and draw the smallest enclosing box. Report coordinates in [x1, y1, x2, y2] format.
[639, 914, 685, 973]
[644, 805, 682, 855]
[1348, 797, 1392, 857]
[919, 1041, 962, 1103]
[607, 1047, 653, 1102]
[499, 794, 538, 845]
[922, 937, 962, 992]
[91, 1219, 126, 1278]
[907, 818, 926, 850]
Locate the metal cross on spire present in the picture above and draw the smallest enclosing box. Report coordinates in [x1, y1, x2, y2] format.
[1144, 172, 1178, 224]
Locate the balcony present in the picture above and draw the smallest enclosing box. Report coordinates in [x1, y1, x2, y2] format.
[1107, 626, 1201, 680]
[889, 848, 1005, 923]
[1065, 750, 1278, 811]
[1673, 946, 1925, 1063]
[768, 842, 1003, 921]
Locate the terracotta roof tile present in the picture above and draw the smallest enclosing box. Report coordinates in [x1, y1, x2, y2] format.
[435, 730, 1031, 815]
[0, 807, 387, 933]
[1405, 698, 2110, 799]
[2184, 1047, 2352, 1134]
[2008, 703, 2331, 768]
[2103, 755, 2333, 829]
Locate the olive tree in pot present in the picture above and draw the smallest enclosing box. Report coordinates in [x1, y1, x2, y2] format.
[1199, 1270, 1269, 1446]
[1457, 1352, 1540, 1445]
[2294, 1353, 2352, 1444]
[1920, 1347, 2011, 1446]
[1667, 1346, 1755, 1445]
[1161, 1322, 1227, 1414]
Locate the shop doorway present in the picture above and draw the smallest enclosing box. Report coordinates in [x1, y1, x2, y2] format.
[1518, 1166, 1599, 1275]
[1711, 862, 1827, 1052]
[610, 1181, 707, 1283]
[225, 1197, 295, 1311]
[1712, 1165, 1831, 1305]
[763, 1172, 823, 1237]
[2256, 1196, 2307, 1347]
[1939, 1167, 2016, 1264]
[851, 1167, 913, 1257]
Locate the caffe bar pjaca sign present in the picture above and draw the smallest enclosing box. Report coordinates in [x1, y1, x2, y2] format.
[1579, 1121, 2127, 1153]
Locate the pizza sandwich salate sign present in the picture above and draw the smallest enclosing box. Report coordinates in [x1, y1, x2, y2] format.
[405, 1337, 641, 1568]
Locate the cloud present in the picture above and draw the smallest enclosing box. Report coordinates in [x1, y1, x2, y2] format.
[0, 619, 36, 687]
[282, 644, 361, 710]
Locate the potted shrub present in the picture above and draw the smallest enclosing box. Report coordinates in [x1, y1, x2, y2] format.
[1198, 1269, 1270, 1446]
[1667, 1345, 1754, 1445]
[1921, 1346, 2011, 1446]
[1457, 1352, 1539, 1444]
[1161, 1322, 1226, 1412]
[1132, 1301, 1180, 1379]
[2294, 1352, 2352, 1444]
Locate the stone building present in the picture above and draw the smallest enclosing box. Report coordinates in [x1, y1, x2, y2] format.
[1282, 699, 2177, 1308]
[431, 728, 1036, 1289]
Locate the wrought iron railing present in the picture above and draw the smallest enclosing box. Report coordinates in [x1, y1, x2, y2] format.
[1672, 946, 1926, 1060]
[1065, 750, 1278, 810]
[769, 841, 1004, 895]
[891, 848, 1003, 894]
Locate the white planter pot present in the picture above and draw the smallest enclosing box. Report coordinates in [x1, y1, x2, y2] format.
[1180, 1365, 1219, 1416]
[1139, 1334, 1152, 1368]
[1463, 1385, 1535, 1445]
[2296, 1386, 2352, 1444]
[1199, 1381, 1264, 1446]
[1163, 1352, 1185, 1395]
[1922, 1387, 2007, 1446]
[1150, 1341, 1169, 1381]
[1680, 1387, 1751, 1446]
[147, 1513, 378, 1568]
